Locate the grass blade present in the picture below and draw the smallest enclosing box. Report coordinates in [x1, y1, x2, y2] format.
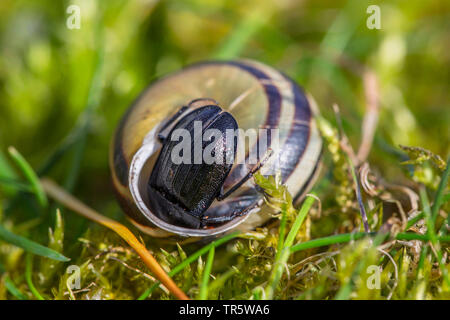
[284, 195, 316, 248]
[406, 212, 424, 229]
[420, 187, 438, 246]
[0, 224, 69, 262]
[431, 158, 450, 221]
[25, 253, 45, 300]
[0, 150, 20, 195]
[198, 246, 215, 300]
[208, 267, 239, 294]
[264, 195, 316, 299]
[290, 232, 450, 253]
[7, 147, 48, 208]
[4, 276, 28, 300]
[291, 232, 368, 252]
[0, 177, 32, 192]
[275, 206, 288, 261]
[420, 186, 450, 286]
[395, 233, 450, 242]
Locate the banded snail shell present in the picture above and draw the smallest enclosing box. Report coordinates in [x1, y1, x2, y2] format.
[110, 59, 322, 239]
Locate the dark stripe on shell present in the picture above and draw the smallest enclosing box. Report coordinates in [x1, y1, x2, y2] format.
[293, 144, 323, 203]
[113, 105, 136, 186]
[224, 61, 281, 129]
[221, 61, 282, 185]
[278, 77, 312, 183]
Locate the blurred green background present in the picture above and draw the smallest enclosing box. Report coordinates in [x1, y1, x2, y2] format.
[0, 0, 449, 236]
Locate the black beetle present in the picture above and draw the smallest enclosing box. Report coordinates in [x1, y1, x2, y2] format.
[147, 101, 264, 228]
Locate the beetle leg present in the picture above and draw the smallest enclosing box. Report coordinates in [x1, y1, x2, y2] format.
[217, 149, 274, 201]
[202, 196, 262, 225]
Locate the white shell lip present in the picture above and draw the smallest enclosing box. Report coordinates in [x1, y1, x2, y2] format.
[128, 127, 256, 238]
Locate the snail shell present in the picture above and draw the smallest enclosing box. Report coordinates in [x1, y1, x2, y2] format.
[110, 59, 322, 239]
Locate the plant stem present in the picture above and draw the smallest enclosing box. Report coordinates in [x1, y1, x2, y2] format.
[290, 232, 450, 253]
[432, 158, 450, 221]
[198, 246, 215, 300]
[8, 147, 48, 208]
[25, 253, 45, 300]
[4, 276, 27, 300]
[264, 195, 316, 299]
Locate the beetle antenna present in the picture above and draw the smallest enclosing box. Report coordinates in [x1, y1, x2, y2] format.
[217, 148, 274, 201]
